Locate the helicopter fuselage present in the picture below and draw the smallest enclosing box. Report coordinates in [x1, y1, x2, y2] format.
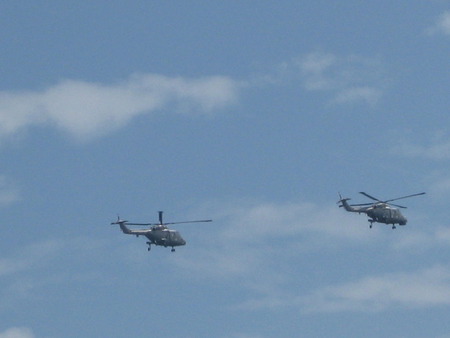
[144, 226, 186, 248]
[114, 222, 187, 251]
[111, 211, 209, 252]
[340, 199, 407, 227]
[365, 204, 407, 226]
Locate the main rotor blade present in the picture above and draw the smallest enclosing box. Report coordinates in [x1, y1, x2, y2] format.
[352, 201, 407, 209]
[163, 220, 212, 225]
[125, 219, 212, 226]
[384, 192, 426, 203]
[359, 192, 382, 202]
[360, 191, 425, 209]
[124, 222, 155, 226]
[387, 203, 407, 209]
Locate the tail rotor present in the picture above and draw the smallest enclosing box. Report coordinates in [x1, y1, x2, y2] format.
[337, 193, 351, 207]
[111, 215, 128, 225]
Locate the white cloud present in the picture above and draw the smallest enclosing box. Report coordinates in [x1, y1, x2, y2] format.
[0, 175, 20, 206]
[390, 131, 450, 162]
[0, 74, 239, 141]
[0, 327, 34, 338]
[429, 175, 450, 196]
[172, 200, 382, 308]
[297, 52, 337, 90]
[302, 265, 450, 313]
[333, 86, 382, 106]
[438, 12, 450, 34]
[0, 237, 111, 280]
[228, 333, 264, 338]
[218, 201, 375, 244]
[427, 11, 450, 36]
[0, 240, 63, 277]
[390, 134, 450, 198]
[296, 52, 385, 106]
[172, 199, 450, 312]
[247, 51, 386, 106]
[0, 54, 385, 144]
[0, 237, 108, 306]
[391, 139, 450, 161]
[3, 202, 448, 316]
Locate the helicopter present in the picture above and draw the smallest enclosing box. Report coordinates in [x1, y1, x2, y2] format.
[337, 192, 425, 229]
[111, 211, 212, 252]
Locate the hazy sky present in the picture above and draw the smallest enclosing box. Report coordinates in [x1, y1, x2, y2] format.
[1, 2, 450, 337]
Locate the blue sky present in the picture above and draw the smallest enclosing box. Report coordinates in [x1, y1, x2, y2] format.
[1, 1, 450, 337]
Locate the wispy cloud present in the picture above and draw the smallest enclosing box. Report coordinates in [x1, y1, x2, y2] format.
[237, 265, 450, 313]
[392, 225, 450, 251]
[0, 175, 19, 206]
[302, 265, 450, 313]
[391, 139, 450, 161]
[0, 237, 109, 279]
[0, 74, 240, 141]
[296, 52, 385, 106]
[0, 54, 385, 143]
[173, 200, 450, 312]
[333, 86, 381, 106]
[172, 200, 381, 307]
[419, 168, 450, 198]
[297, 52, 337, 91]
[3, 202, 447, 315]
[227, 333, 264, 338]
[0, 327, 34, 338]
[247, 52, 386, 106]
[427, 10, 450, 36]
[0, 237, 108, 311]
[389, 133, 450, 198]
[0, 240, 63, 277]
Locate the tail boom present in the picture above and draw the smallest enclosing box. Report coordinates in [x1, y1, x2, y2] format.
[338, 197, 367, 213]
[111, 219, 149, 236]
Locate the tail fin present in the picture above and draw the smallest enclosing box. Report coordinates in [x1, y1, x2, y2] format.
[111, 216, 133, 234]
[337, 193, 355, 212]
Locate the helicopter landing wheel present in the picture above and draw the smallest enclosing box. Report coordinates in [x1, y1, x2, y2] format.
[392, 225, 396, 229]
[369, 224, 372, 229]
[171, 248, 175, 252]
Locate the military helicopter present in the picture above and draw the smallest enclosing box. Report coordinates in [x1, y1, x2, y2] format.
[337, 192, 425, 229]
[111, 211, 212, 252]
